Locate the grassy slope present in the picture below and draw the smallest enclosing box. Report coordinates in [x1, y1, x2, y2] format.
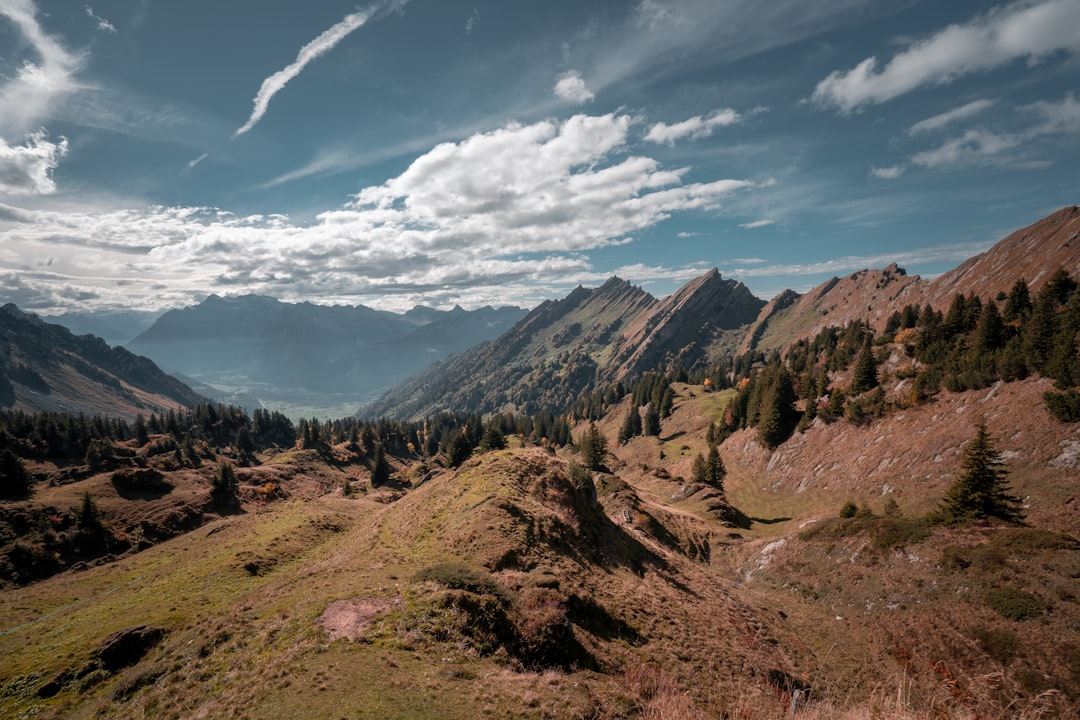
[2, 373, 1079, 719]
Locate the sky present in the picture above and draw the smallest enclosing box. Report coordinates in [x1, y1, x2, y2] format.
[0, 0, 1078, 317]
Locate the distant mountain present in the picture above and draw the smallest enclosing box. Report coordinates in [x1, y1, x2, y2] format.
[126, 295, 526, 414]
[45, 309, 160, 346]
[741, 205, 1080, 354]
[0, 304, 205, 421]
[365, 270, 765, 419]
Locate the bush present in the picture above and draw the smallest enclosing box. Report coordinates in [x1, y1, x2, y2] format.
[1044, 389, 1080, 422]
[839, 501, 858, 518]
[414, 562, 513, 605]
[984, 586, 1048, 621]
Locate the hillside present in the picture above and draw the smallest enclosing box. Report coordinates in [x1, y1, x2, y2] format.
[742, 205, 1080, 354]
[2, 366, 1079, 718]
[0, 305, 204, 421]
[126, 295, 525, 418]
[365, 271, 764, 419]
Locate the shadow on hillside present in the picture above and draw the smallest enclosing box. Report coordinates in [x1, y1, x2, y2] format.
[749, 515, 791, 526]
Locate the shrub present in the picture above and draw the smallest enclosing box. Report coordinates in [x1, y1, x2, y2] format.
[414, 562, 513, 605]
[984, 586, 1048, 621]
[1045, 389, 1080, 422]
[872, 517, 931, 549]
[839, 501, 858, 518]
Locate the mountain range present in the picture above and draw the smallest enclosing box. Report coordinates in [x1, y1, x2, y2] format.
[124, 295, 527, 417]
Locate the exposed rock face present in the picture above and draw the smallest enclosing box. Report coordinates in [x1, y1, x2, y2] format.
[611, 269, 764, 379]
[366, 271, 764, 419]
[741, 205, 1080, 354]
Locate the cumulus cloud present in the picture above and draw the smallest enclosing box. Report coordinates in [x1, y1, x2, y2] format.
[1, 113, 759, 313]
[0, 130, 68, 195]
[813, 0, 1080, 113]
[907, 99, 998, 135]
[233, 2, 403, 137]
[644, 109, 742, 145]
[870, 165, 904, 179]
[739, 219, 774, 229]
[553, 71, 595, 104]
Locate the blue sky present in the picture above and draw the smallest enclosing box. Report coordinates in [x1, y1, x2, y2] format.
[0, 0, 1078, 316]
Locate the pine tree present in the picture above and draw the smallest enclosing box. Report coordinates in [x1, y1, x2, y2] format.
[758, 366, 798, 449]
[479, 423, 506, 452]
[849, 337, 879, 395]
[0, 448, 31, 498]
[939, 422, 1024, 524]
[690, 453, 708, 484]
[579, 422, 607, 470]
[705, 446, 726, 491]
[212, 459, 239, 499]
[618, 408, 642, 444]
[372, 445, 392, 483]
[1003, 278, 1032, 322]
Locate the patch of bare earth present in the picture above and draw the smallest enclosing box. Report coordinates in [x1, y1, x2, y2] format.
[318, 596, 402, 640]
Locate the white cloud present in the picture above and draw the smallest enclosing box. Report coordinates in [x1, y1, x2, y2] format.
[184, 153, 208, 171]
[739, 219, 774, 229]
[644, 109, 742, 145]
[907, 99, 998, 135]
[85, 5, 117, 33]
[906, 92, 1080, 172]
[553, 71, 595, 104]
[465, 8, 479, 34]
[813, 0, 1080, 113]
[0, 130, 68, 195]
[233, 3, 399, 137]
[725, 240, 996, 279]
[1023, 92, 1080, 134]
[870, 165, 904, 179]
[912, 129, 1023, 170]
[0, 0, 82, 136]
[1, 113, 759, 313]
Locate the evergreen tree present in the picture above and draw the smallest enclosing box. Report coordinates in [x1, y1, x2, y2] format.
[479, 423, 506, 452]
[371, 445, 392, 484]
[690, 453, 708, 484]
[134, 414, 149, 446]
[939, 422, 1024, 524]
[757, 366, 798, 449]
[0, 448, 31, 498]
[1003, 278, 1032, 322]
[447, 433, 472, 468]
[705, 446, 726, 491]
[579, 422, 607, 470]
[212, 459, 239, 500]
[643, 404, 661, 437]
[618, 408, 642, 444]
[849, 337, 879, 395]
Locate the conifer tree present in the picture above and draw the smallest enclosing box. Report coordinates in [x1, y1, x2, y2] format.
[480, 423, 506, 452]
[1003, 278, 1032, 322]
[849, 337, 879, 395]
[939, 422, 1024, 524]
[618, 408, 642, 444]
[757, 366, 798, 449]
[0, 448, 31, 498]
[706, 445, 726, 491]
[690, 453, 708, 484]
[643, 404, 661, 437]
[579, 422, 607, 470]
[372, 444, 393, 483]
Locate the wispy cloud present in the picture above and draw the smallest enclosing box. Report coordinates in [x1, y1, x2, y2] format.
[85, 5, 117, 33]
[553, 70, 595, 104]
[0, 0, 83, 136]
[184, 153, 208, 171]
[465, 7, 479, 34]
[870, 165, 904, 179]
[739, 219, 774, 229]
[725, 240, 996, 279]
[813, 0, 1080, 113]
[233, 2, 405, 138]
[907, 99, 998, 135]
[645, 109, 742, 145]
